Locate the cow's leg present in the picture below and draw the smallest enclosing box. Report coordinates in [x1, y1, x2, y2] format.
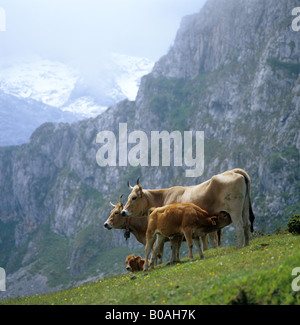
[193, 237, 204, 260]
[229, 177, 248, 248]
[244, 225, 250, 247]
[176, 235, 183, 262]
[201, 234, 209, 251]
[231, 212, 245, 249]
[209, 232, 218, 248]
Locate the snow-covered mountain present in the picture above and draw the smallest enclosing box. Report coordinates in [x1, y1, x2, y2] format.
[0, 58, 79, 108]
[111, 53, 155, 101]
[0, 53, 154, 145]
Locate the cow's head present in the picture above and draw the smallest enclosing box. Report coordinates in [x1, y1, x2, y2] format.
[104, 195, 126, 230]
[125, 254, 144, 272]
[121, 178, 148, 218]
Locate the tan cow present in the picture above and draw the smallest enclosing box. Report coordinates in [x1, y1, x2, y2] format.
[121, 168, 255, 249]
[144, 203, 232, 270]
[104, 196, 148, 246]
[104, 196, 165, 263]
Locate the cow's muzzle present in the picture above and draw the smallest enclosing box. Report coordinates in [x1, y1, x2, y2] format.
[104, 222, 113, 230]
[121, 209, 131, 217]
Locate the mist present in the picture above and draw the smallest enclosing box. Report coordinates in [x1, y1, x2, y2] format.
[0, 0, 206, 66]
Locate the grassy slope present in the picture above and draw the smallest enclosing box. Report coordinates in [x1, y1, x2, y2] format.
[2, 233, 300, 305]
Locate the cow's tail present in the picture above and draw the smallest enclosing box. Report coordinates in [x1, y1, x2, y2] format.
[232, 169, 255, 233]
[249, 203, 255, 233]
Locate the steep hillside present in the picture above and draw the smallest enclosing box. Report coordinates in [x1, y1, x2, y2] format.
[2, 234, 300, 305]
[0, 0, 299, 299]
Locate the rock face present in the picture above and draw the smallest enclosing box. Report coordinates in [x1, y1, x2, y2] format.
[0, 0, 299, 299]
[153, 0, 300, 78]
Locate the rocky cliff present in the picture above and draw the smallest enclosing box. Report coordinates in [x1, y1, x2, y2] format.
[0, 0, 299, 299]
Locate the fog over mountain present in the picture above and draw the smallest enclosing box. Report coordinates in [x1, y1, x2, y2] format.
[0, 0, 206, 62]
[0, 0, 206, 146]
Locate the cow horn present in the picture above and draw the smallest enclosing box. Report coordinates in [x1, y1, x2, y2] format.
[119, 194, 124, 205]
[137, 177, 140, 185]
[127, 181, 134, 190]
[110, 202, 116, 208]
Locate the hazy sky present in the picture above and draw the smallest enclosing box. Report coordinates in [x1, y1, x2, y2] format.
[0, 0, 206, 64]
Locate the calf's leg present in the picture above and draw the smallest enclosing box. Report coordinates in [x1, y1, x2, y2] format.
[150, 234, 165, 269]
[169, 236, 183, 264]
[183, 229, 194, 261]
[144, 231, 156, 271]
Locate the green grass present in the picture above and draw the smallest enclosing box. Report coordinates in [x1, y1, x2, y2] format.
[2, 233, 300, 305]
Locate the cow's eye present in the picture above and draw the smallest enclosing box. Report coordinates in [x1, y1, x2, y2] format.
[132, 196, 137, 201]
[114, 211, 119, 215]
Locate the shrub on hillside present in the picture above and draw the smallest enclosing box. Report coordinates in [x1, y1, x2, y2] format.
[287, 214, 300, 235]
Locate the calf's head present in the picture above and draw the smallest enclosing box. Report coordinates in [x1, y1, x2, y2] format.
[125, 255, 144, 272]
[211, 211, 232, 229]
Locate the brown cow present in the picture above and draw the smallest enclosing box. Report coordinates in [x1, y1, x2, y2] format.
[125, 254, 149, 272]
[121, 169, 255, 249]
[104, 196, 165, 263]
[144, 203, 232, 271]
[104, 196, 148, 246]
